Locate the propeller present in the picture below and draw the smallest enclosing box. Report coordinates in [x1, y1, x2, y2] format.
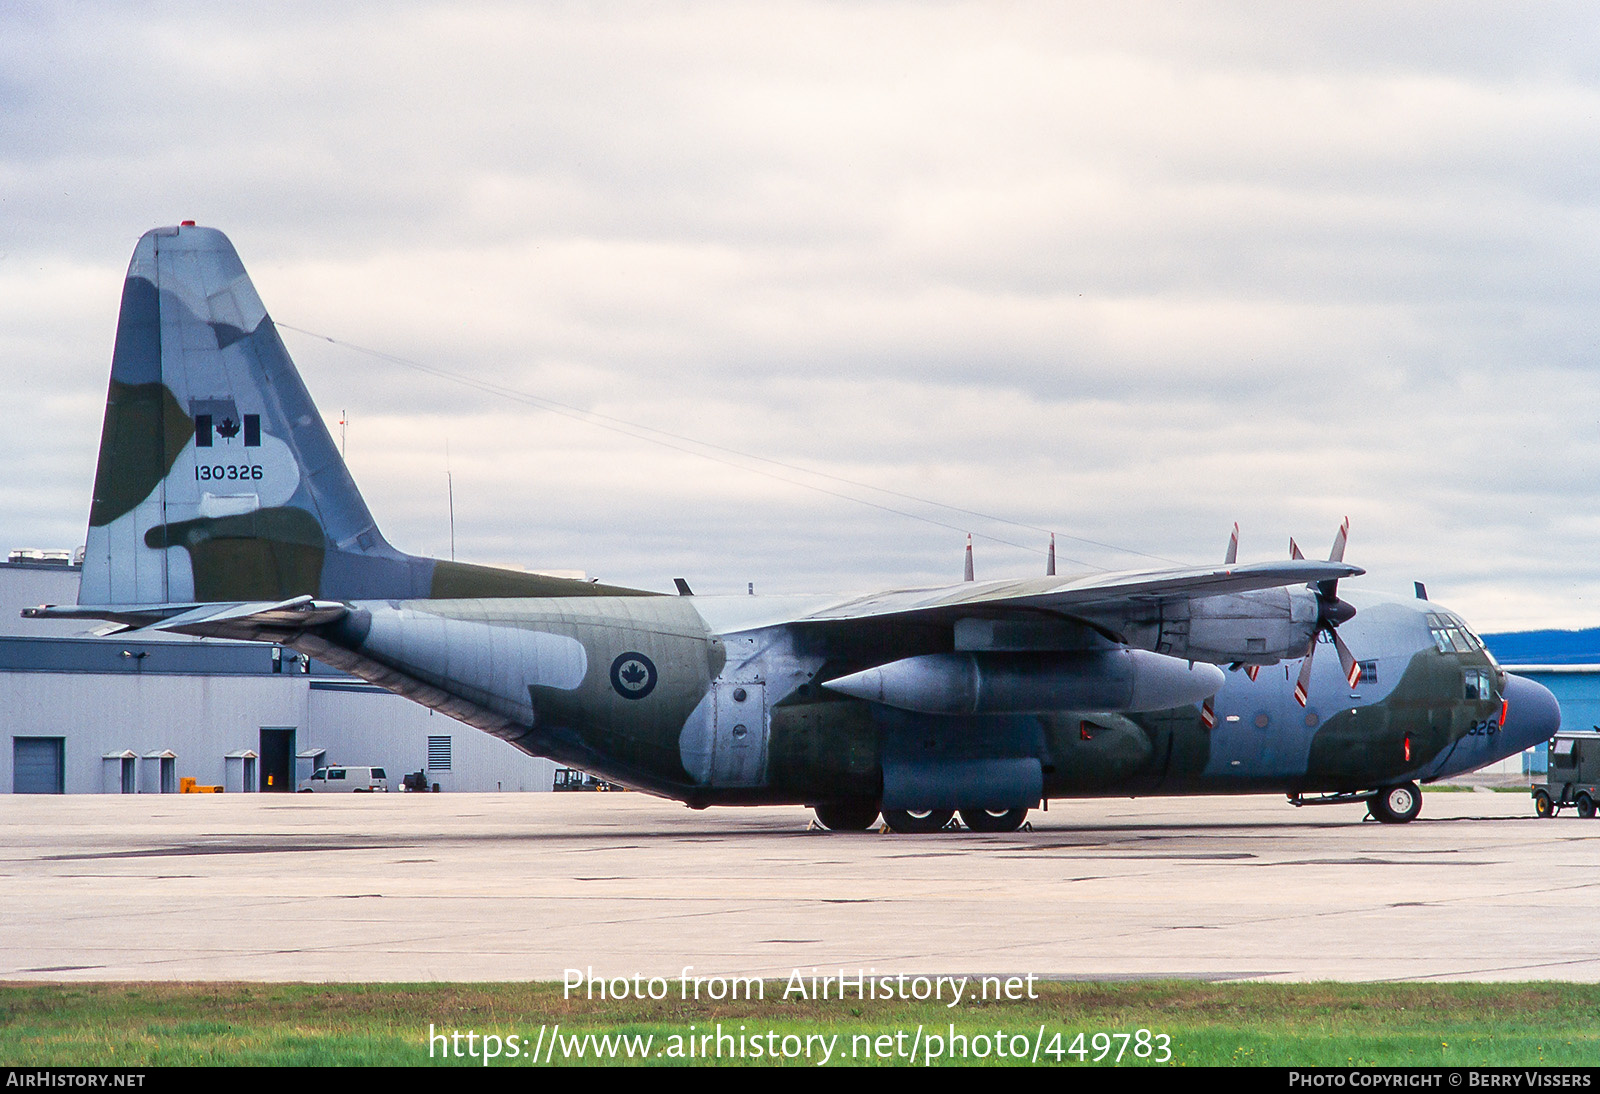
[1292, 517, 1361, 707]
[1224, 524, 1260, 684]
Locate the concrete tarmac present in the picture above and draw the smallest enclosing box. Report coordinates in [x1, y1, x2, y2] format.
[1, 789, 1592, 983]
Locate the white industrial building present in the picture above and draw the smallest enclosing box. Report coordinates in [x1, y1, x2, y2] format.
[0, 554, 557, 795]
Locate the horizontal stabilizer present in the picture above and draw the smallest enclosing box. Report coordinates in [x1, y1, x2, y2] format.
[24, 602, 204, 628]
[24, 596, 346, 639]
[146, 596, 349, 634]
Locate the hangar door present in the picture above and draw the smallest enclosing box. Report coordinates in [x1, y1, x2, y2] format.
[14, 737, 65, 794]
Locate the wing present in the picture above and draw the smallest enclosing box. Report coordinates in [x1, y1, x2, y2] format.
[796, 559, 1360, 621]
[790, 559, 1361, 665]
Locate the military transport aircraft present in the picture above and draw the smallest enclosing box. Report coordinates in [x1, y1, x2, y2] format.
[26, 225, 1560, 831]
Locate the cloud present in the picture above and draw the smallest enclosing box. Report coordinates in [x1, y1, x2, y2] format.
[3, 2, 1600, 627]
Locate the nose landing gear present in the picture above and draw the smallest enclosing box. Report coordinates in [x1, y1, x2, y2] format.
[1367, 781, 1423, 824]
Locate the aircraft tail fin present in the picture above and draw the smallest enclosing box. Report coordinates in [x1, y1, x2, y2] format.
[81, 224, 647, 606]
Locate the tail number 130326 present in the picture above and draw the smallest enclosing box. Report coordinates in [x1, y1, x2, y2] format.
[195, 464, 264, 482]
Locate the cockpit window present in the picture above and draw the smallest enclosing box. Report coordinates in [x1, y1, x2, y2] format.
[1464, 668, 1495, 702]
[1428, 612, 1484, 655]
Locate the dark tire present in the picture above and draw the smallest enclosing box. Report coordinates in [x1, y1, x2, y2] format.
[882, 808, 955, 834]
[1534, 790, 1555, 818]
[1578, 794, 1596, 819]
[814, 802, 881, 832]
[960, 807, 1028, 833]
[1369, 781, 1423, 824]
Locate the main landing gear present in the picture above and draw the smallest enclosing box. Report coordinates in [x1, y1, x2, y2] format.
[958, 807, 1030, 833]
[881, 808, 955, 833]
[811, 804, 1031, 833]
[812, 802, 882, 832]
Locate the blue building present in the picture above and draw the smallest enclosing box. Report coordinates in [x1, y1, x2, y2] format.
[1481, 629, 1600, 775]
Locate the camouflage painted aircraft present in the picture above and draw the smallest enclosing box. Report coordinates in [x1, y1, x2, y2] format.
[27, 225, 1560, 830]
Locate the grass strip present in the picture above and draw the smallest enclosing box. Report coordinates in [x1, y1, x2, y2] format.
[2, 980, 1597, 1066]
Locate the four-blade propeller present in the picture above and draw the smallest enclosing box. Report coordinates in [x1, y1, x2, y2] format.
[1216, 519, 1362, 722]
[1292, 517, 1361, 706]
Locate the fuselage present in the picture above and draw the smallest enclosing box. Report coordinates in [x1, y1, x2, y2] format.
[285, 586, 1558, 811]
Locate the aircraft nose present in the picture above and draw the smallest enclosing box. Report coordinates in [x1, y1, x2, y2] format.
[1501, 673, 1561, 753]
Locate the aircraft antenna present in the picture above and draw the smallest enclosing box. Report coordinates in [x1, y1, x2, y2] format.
[446, 439, 456, 562]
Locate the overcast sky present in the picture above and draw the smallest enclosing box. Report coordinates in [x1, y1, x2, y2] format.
[3, 2, 1599, 630]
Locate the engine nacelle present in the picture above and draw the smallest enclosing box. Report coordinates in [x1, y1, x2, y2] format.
[822, 649, 1224, 715]
[1111, 587, 1319, 666]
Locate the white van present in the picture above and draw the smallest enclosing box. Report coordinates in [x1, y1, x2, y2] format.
[298, 765, 389, 793]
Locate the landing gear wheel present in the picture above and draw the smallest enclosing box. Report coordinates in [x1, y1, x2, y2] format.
[882, 808, 955, 834]
[1578, 794, 1596, 819]
[1368, 781, 1423, 824]
[814, 802, 881, 832]
[1534, 790, 1555, 818]
[960, 807, 1029, 833]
